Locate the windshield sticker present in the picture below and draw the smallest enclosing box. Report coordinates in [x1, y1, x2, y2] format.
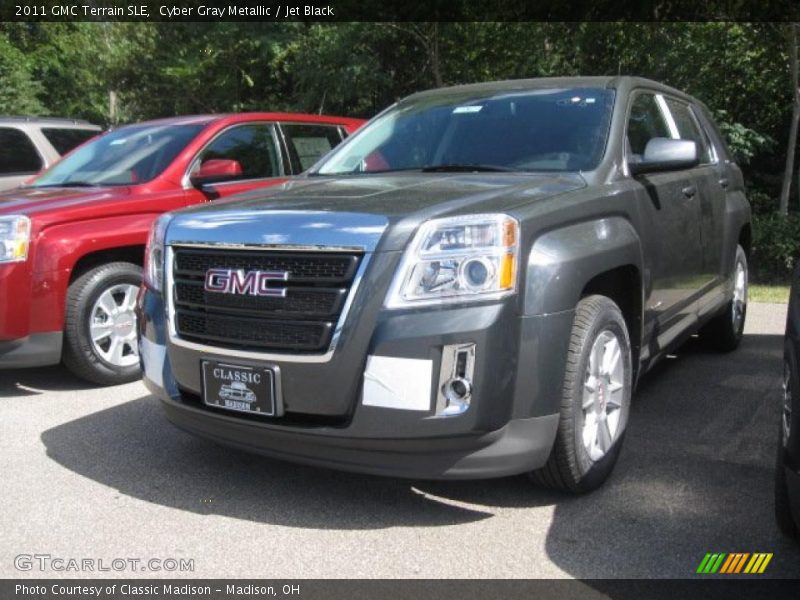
[453, 106, 483, 114]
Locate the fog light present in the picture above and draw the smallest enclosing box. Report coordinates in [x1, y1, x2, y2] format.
[444, 377, 472, 401]
[436, 343, 475, 416]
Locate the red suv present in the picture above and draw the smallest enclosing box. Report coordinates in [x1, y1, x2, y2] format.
[0, 112, 363, 384]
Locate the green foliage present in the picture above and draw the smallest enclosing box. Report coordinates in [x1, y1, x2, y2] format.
[0, 21, 797, 208]
[752, 213, 800, 282]
[713, 110, 773, 165]
[747, 188, 778, 215]
[0, 33, 44, 114]
[276, 24, 397, 117]
[4, 23, 120, 124]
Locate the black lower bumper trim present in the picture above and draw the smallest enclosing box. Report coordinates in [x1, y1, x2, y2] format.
[147, 377, 559, 480]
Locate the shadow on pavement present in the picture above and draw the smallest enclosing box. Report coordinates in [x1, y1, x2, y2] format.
[41, 392, 556, 530]
[543, 333, 800, 577]
[0, 364, 98, 397]
[37, 331, 800, 574]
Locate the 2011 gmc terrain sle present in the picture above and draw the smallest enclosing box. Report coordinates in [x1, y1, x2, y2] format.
[138, 77, 751, 491]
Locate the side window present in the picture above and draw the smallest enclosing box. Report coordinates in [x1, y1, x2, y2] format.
[663, 98, 711, 164]
[626, 93, 670, 161]
[40, 128, 98, 155]
[0, 128, 43, 175]
[281, 123, 344, 172]
[194, 124, 281, 181]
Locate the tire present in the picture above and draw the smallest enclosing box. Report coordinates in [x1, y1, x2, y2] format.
[775, 436, 797, 538]
[701, 244, 747, 352]
[62, 262, 143, 386]
[531, 295, 633, 493]
[776, 356, 798, 537]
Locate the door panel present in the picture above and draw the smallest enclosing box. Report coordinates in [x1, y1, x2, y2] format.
[662, 97, 729, 317]
[638, 170, 705, 344]
[693, 165, 726, 282]
[628, 91, 704, 352]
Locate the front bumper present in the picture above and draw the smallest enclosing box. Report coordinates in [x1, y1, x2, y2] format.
[147, 374, 557, 479]
[0, 259, 68, 367]
[0, 332, 62, 368]
[138, 263, 574, 478]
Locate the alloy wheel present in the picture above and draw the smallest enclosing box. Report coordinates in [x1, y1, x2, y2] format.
[89, 283, 139, 367]
[732, 258, 747, 332]
[582, 329, 626, 461]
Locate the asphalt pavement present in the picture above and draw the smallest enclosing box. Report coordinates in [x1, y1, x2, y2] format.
[1, 303, 798, 579]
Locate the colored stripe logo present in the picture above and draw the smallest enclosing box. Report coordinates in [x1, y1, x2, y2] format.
[696, 553, 773, 574]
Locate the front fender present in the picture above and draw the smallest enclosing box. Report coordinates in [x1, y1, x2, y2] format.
[32, 214, 158, 273]
[26, 214, 158, 334]
[523, 217, 643, 316]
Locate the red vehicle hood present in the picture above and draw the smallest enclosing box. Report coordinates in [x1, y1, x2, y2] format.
[0, 186, 133, 218]
[0, 186, 148, 229]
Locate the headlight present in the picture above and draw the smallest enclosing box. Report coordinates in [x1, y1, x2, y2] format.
[386, 214, 519, 308]
[0, 215, 31, 263]
[144, 214, 173, 292]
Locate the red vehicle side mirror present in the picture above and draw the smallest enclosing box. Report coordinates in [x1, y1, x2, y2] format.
[190, 159, 243, 186]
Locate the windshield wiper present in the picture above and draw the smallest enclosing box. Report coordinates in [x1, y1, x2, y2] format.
[32, 181, 100, 188]
[421, 164, 521, 173]
[309, 167, 424, 176]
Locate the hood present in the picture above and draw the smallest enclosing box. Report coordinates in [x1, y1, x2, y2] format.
[166, 173, 585, 252]
[0, 185, 131, 217]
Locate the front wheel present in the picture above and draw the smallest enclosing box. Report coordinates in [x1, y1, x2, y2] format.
[531, 295, 633, 493]
[62, 262, 143, 386]
[701, 244, 748, 352]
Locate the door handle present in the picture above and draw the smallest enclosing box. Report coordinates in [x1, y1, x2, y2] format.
[682, 185, 697, 198]
[719, 177, 729, 188]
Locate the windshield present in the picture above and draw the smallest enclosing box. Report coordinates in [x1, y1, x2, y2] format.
[29, 123, 204, 187]
[316, 87, 615, 175]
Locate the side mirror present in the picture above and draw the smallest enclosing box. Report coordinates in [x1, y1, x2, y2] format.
[629, 138, 698, 175]
[190, 159, 243, 186]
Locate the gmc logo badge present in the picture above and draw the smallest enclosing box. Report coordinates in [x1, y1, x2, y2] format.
[204, 268, 289, 297]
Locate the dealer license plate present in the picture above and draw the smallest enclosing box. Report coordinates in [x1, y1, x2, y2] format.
[201, 361, 276, 416]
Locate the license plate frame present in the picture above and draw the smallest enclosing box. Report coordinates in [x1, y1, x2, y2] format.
[201, 360, 276, 417]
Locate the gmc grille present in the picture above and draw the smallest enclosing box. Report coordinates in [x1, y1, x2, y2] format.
[171, 247, 362, 353]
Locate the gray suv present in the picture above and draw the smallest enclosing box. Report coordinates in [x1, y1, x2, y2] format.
[0, 117, 101, 191]
[137, 77, 751, 492]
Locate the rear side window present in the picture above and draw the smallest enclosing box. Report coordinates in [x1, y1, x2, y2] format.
[626, 93, 671, 159]
[195, 124, 281, 180]
[663, 98, 711, 164]
[282, 123, 344, 172]
[0, 128, 42, 175]
[41, 128, 98, 155]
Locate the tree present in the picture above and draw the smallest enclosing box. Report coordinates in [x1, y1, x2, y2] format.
[0, 33, 44, 114]
[780, 23, 800, 216]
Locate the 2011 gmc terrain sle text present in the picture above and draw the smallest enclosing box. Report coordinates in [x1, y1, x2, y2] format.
[138, 77, 751, 491]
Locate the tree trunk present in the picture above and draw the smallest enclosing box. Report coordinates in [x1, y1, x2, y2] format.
[108, 90, 118, 124]
[780, 23, 800, 216]
[429, 23, 443, 88]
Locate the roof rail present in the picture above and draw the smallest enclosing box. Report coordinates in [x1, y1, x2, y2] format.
[0, 116, 95, 125]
